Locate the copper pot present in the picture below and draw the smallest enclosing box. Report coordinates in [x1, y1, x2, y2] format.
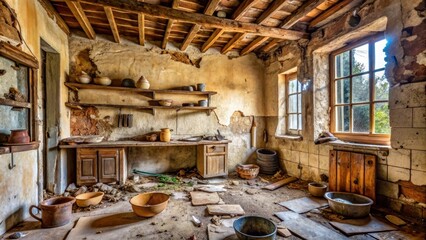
[8, 129, 30, 143]
[30, 196, 75, 228]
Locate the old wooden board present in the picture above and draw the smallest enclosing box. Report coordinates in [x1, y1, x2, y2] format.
[207, 205, 245, 216]
[207, 224, 238, 240]
[368, 231, 425, 240]
[330, 215, 396, 235]
[275, 211, 349, 240]
[190, 191, 220, 206]
[278, 197, 328, 213]
[262, 176, 298, 190]
[66, 212, 143, 239]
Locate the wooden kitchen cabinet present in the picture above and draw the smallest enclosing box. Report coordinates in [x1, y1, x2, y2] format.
[197, 144, 228, 178]
[76, 148, 125, 186]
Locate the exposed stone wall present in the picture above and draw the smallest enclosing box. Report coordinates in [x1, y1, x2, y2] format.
[263, 0, 426, 220]
[68, 35, 267, 174]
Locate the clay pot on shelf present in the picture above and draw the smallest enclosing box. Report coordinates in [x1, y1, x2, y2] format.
[8, 129, 30, 144]
[77, 71, 91, 84]
[198, 100, 208, 107]
[121, 78, 136, 88]
[158, 99, 173, 107]
[160, 128, 171, 142]
[94, 76, 112, 86]
[197, 83, 205, 91]
[136, 76, 150, 89]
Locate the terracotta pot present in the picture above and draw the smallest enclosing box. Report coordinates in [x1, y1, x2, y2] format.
[236, 164, 260, 180]
[308, 182, 327, 197]
[75, 192, 104, 207]
[30, 196, 75, 228]
[8, 129, 30, 143]
[130, 192, 169, 217]
[160, 128, 171, 142]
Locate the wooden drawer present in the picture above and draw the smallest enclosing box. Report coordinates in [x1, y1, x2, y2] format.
[206, 144, 227, 154]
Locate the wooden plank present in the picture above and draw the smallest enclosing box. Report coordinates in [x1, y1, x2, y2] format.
[60, 140, 231, 149]
[104, 7, 120, 43]
[368, 231, 426, 240]
[0, 147, 10, 155]
[364, 154, 376, 201]
[138, 13, 145, 45]
[256, 0, 287, 25]
[201, 28, 225, 52]
[275, 211, 349, 239]
[330, 215, 395, 235]
[207, 205, 245, 216]
[83, 0, 307, 40]
[260, 39, 280, 52]
[0, 42, 38, 68]
[328, 150, 337, 191]
[262, 176, 298, 190]
[190, 192, 220, 206]
[204, 0, 221, 15]
[280, 0, 326, 29]
[350, 152, 364, 195]
[221, 33, 246, 54]
[162, 19, 174, 49]
[37, 0, 70, 34]
[278, 197, 328, 213]
[240, 36, 269, 55]
[9, 142, 39, 153]
[65, 0, 96, 39]
[309, 0, 357, 28]
[0, 98, 31, 108]
[337, 151, 351, 192]
[232, 0, 261, 21]
[180, 24, 200, 51]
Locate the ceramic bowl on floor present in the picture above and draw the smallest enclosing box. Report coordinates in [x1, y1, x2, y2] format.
[308, 182, 327, 197]
[130, 192, 170, 217]
[324, 192, 373, 218]
[75, 192, 104, 207]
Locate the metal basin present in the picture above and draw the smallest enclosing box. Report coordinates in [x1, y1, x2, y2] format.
[324, 192, 373, 218]
[233, 216, 277, 240]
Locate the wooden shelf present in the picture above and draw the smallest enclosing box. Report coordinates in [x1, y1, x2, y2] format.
[65, 102, 216, 115]
[0, 98, 31, 108]
[65, 82, 217, 98]
[0, 142, 39, 155]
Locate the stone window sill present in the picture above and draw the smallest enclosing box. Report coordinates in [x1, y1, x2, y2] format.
[275, 134, 303, 141]
[325, 140, 391, 152]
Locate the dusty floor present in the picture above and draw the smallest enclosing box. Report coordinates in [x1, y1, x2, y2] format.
[1, 173, 425, 240]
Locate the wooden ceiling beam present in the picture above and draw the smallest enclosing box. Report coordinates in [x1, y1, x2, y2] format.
[161, 0, 179, 49]
[256, 0, 287, 25]
[204, 0, 221, 16]
[104, 7, 120, 43]
[240, 36, 269, 55]
[82, 0, 307, 40]
[38, 0, 70, 34]
[138, 13, 145, 45]
[260, 38, 280, 52]
[232, 0, 261, 21]
[309, 0, 356, 28]
[201, 28, 225, 52]
[221, 33, 246, 54]
[65, 0, 96, 39]
[280, 0, 326, 29]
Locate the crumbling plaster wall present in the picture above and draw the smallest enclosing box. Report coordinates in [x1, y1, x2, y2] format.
[68, 35, 266, 174]
[263, 0, 426, 220]
[0, 0, 69, 235]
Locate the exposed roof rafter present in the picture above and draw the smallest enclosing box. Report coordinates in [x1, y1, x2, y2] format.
[65, 0, 96, 39]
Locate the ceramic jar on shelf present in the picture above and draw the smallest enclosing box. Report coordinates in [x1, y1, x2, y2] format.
[137, 76, 150, 89]
[160, 128, 171, 142]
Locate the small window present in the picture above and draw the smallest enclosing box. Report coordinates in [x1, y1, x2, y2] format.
[330, 35, 390, 144]
[286, 73, 302, 135]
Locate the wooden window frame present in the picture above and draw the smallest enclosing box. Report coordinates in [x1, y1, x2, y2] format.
[285, 73, 302, 136]
[330, 33, 390, 145]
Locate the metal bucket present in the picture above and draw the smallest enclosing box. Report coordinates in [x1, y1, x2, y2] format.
[233, 216, 277, 240]
[256, 149, 279, 174]
[30, 196, 75, 228]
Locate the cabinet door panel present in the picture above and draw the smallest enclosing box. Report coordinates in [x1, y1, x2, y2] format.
[206, 145, 226, 154]
[206, 155, 226, 177]
[77, 149, 97, 186]
[98, 149, 119, 183]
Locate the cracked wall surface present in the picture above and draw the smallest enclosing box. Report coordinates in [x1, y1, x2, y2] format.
[263, 0, 426, 219]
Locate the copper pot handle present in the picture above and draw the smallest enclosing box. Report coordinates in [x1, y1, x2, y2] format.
[29, 205, 42, 222]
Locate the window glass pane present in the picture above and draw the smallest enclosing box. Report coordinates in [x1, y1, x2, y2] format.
[298, 114, 302, 130]
[352, 44, 369, 74]
[336, 106, 350, 132]
[297, 93, 301, 113]
[375, 39, 387, 70]
[335, 51, 350, 78]
[375, 70, 389, 101]
[335, 78, 350, 104]
[353, 104, 370, 133]
[374, 103, 390, 134]
[289, 79, 297, 94]
[297, 80, 301, 92]
[289, 94, 297, 113]
[289, 114, 297, 130]
[352, 74, 370, 103]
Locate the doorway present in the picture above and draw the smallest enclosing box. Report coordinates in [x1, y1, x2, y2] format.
[40, 39, 60, 193]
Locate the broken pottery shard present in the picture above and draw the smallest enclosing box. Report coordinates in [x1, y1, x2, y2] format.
[245, 189, 258, 195]
[73, 186, 88, 196]
[277, 228, 292, 237]
[191, 215, 202, 227]
[385, 215, 406, 226]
